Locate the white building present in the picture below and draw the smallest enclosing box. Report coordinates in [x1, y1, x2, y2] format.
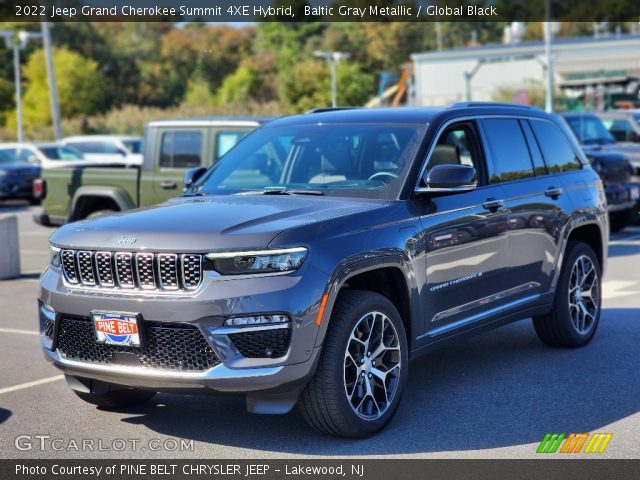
[411, 34, 640, 107]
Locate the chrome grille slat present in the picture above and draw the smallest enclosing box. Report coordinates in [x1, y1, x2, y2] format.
[181, 254, 203, 290]
[95, 252, 114, 287]
[77, 251, 96, 285]
[61, 250, 79, 284]
[114, 252, 135, 289]
[135, 253, 156, 290]
[158, 254, 179, 290]
[59, 250, 202, 292]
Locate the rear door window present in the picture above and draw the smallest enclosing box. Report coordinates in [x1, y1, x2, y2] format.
[481, 118, 535, 183]
[159, 131, 202, 168]
[529, 120, 582, 173]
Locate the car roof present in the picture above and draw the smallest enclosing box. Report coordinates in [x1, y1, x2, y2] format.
[146, 116, 273, 127]
[62, 135, 141, 142]
[266, 103, 549, 128]
[560, 112, 599, 118]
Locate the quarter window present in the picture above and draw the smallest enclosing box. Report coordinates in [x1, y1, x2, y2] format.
[530, 120, 582, 173]
[482, 119, 535, 183]
[160, 131, 202, 168]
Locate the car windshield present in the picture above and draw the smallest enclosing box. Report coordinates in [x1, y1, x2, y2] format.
[122, 139, 142, 154]
[192, 123, 425, 199]
[39, 146, 84, 160]
[0, 148, 28, 164]
[565, 116, 615, 145]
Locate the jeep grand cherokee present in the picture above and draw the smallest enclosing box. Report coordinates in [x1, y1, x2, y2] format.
[39, 103, 607, 438]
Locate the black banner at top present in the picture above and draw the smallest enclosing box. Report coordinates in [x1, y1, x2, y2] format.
[1, 0, 640, 22]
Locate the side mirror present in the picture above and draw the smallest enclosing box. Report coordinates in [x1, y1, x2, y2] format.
[419, 164, 478, 193]
[183, 166, 207, 192]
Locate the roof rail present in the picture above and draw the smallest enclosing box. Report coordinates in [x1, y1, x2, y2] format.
[305, 107, 360, 114]
[448, 101, 536, 110]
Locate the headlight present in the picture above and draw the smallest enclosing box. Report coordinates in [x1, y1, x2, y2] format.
[49, 246, 61, 269]
[206, 247, 308, 275]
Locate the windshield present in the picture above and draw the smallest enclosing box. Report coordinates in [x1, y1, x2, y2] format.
[39, 146, 84, 160]
[192, 123, 425, 199]
[122, 139, 142, 154]
[565, 116, 615, 145]
[0, 148, 29, 164]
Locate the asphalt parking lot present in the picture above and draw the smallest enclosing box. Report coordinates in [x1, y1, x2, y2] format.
[0, 202, 639, 459]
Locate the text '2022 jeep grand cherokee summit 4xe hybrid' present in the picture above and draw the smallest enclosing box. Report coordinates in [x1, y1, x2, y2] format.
[39, 103, 607, 438]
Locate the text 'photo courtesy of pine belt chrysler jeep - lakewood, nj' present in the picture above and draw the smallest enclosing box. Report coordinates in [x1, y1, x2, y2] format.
[39, 103, 609, 438]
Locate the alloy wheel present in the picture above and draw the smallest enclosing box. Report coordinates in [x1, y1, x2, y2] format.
[343, 311, 401, 420]
[568, 254, 600, 334]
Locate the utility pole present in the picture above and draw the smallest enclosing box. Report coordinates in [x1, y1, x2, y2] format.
[313, 50, 351, 108]
[41, 22, 62, 140]
[1, 30, 43, 142]
[12, 39, 23, 142]
[544, 0, 554, 113]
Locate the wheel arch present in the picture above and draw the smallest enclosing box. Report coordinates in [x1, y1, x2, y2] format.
[315, 254, 418, 351]
[68, 187, 135, 222]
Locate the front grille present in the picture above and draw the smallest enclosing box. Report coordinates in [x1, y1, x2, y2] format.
[229, 328, 291, 358]
[61, 249, 203, 292]
[44, 317, 54, 339]
[57, 317, 220, 371]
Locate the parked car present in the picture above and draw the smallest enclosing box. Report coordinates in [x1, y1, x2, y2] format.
[0, 142, 90, 170]
[0, 148, 41, 204]
[40, 103, 607, 437]
[61, 135, 143, 166]
[34, 117, 270, 226]
[561, 112, 639, 231]
[597, 110, 640, 174]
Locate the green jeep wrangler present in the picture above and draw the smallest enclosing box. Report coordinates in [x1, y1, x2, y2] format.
[34, 117, 269, 226]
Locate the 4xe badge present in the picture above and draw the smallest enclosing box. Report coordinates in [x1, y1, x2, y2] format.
[92, 312, 141, 347]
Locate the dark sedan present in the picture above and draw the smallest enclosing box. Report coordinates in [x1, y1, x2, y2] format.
[0, 148, 41, 204]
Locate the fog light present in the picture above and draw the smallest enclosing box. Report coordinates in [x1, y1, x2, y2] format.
[224, 314, 289, 327]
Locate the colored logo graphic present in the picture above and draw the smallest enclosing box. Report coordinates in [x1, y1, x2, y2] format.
[537, 433, 613, 454]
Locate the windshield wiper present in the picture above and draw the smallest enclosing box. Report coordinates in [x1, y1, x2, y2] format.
[262, 187, 324, 196]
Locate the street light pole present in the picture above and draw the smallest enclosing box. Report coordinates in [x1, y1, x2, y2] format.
[1, 29, 43, 142]
[544, 0, 554, 113]
[313, 50, 351, 108]
[12, 43, 23, 142]
[42, 22, 62, 140]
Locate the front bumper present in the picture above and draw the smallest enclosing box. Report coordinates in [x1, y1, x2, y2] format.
[39, 263, 329, 395]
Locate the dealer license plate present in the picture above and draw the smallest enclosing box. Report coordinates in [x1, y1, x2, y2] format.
[92, 312, 141, 347]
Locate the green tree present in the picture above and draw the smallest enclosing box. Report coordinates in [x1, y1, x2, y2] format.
[216, 65, 262, 105]
[281, 59, 374, 112]
[12, 48, 106, 130]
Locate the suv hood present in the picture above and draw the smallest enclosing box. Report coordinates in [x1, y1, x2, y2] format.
[50, 195, 388, 251]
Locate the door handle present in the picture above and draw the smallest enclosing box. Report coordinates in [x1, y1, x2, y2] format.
[482, 198, 504, 211]
[545, 186, 563, 198]
[160, 181, 177, 190]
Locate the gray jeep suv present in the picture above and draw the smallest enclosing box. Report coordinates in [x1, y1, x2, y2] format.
[39, 103, 607, 437]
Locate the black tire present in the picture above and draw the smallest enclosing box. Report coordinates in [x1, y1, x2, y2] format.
[299, 290, 408, 438]
[86, 209, 117, 219]
[609, 210, 633, 233]
[533, 241, 602, 348]
[73, 388, 156, 409]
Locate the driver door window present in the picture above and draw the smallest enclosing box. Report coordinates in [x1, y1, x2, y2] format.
[425, 123, 484, 184]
